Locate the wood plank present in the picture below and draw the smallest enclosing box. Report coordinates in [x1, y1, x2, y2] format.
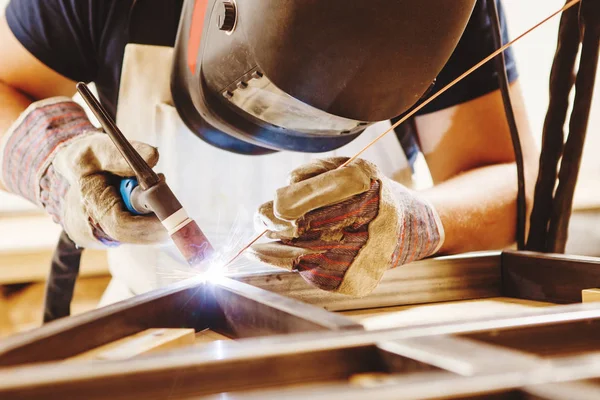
[0, 249, 108, 285]
[1, 277, 110, 338]
[582, 289, 600, 303]
[502, 251, 600, 303]
[0, 214, 109, 284]
[236, 252, 502, 311]
[341, 297, 554, 330]
[69, 328, 195, 361]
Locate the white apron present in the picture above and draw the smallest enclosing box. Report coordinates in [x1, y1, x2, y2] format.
[100, 44, 412, 305]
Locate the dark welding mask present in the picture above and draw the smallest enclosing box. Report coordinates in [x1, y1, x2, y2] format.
[171, 0, 477, 155]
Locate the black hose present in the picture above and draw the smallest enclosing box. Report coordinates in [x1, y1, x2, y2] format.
[43, 231, 82, 323]
[486, 0, 527, 250]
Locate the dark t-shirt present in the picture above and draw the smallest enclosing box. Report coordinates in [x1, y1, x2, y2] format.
[6, 0, 517, 156]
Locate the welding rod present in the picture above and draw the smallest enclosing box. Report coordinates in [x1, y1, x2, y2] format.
[77, 83, 214, 268]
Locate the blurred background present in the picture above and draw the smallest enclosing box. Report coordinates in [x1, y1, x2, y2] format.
[1, 0, 599, 335]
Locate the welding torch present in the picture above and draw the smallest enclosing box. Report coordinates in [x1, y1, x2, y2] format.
[76, 82, 214, 269]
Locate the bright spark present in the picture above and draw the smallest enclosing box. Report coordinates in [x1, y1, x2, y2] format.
[156, 208, 262, 286]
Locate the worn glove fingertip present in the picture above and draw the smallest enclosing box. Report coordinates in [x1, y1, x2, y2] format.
[255, 201, 298, 238]
[287, 157, 350, 184]
[248, 242, 322, 271]
[132, 141, 160, 168]
[246, 243, 295, 271]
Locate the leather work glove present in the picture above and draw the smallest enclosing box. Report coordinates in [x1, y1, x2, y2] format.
[0, 97, 167, 248]
[250, 157, 445, 297]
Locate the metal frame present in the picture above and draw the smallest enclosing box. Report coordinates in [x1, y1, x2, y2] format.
[2, 2, 600, 399]
[0, 275, 360, 366]
[4, 301, 600, 399]
[2, 251, 600, 398]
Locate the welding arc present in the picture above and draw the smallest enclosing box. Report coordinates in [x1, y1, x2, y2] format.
[224, 0, 582, 268]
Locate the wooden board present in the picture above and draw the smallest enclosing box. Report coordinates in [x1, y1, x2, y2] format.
[0, 214, 109, 284]
[341, 297, 554, 330]
[582, 289, 600, 303]
[0, 277, 110, 338]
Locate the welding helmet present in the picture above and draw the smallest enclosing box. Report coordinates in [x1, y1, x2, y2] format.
[171, 0, 477, 155]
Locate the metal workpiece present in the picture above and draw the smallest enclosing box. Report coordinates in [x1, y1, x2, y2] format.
[4, 300, 600, 399]
[5, 251, 600, 399]
[10, 2, 600, 399]
[528, 0, 600, 253]
[0, 276, 360, 367]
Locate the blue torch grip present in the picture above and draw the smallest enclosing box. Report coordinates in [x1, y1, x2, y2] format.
[120, 178, 143, 216]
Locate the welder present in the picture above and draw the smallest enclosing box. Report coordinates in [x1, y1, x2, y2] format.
[0, 0, 538, 303]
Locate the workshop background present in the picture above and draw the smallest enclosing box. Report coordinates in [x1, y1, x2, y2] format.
[1, 0, 599, 336]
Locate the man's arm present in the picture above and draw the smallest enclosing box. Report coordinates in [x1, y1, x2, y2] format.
[0, 15, 76, 191]
[417, 80, 538, 254]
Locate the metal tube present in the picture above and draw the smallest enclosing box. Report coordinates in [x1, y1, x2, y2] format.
[548, 13, 600, 252]
[526, 2, 581, 251]
[76, 82, 160, 189]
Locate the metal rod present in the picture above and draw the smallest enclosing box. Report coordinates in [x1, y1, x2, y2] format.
[225, 0, 582, 267]
[526, 1, 581, 251]
[548, 19, 600, 252]
[76, 82, 160, 189]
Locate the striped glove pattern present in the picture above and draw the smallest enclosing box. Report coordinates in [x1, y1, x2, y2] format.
[250, 157, 444, 297]
[0, 97, 167, 248]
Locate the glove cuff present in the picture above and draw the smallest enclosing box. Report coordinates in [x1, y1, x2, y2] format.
[0, 97, 96, 208]
[391, 186, 445, 267]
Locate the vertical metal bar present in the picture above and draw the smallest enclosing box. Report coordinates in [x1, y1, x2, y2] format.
[548, 4, 600, 252]
[526, 2, 581, 251]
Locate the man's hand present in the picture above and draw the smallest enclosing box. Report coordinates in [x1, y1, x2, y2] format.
[250, 157, 444, 297]
[0, 97, 167, 248]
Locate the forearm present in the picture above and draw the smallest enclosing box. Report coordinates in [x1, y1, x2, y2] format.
[0, 80, 32, 191]
[421, 161, 534, 254]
